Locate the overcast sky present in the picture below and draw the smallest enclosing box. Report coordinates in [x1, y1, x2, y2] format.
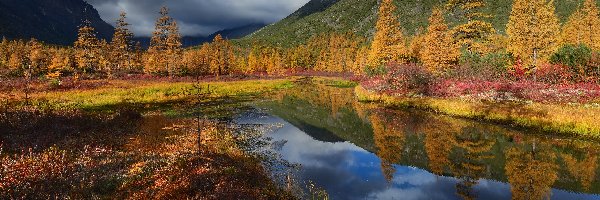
[86, 0, 310, 37]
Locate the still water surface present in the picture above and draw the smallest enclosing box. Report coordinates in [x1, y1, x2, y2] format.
[240, 78, 600, 200]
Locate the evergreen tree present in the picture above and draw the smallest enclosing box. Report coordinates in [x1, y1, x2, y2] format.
[422, 8, 461, 73]
[507, 0, 560, 69]
[368, 0, 406, 68]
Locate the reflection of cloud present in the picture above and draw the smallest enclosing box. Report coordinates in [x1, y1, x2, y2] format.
[369, 169, 457, 200]
[239, 113, 600, 200]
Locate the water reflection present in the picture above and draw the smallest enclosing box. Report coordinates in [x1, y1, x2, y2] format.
[247, 78, 600, 200]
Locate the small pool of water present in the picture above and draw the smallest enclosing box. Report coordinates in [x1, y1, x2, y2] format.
[238, 79, 600, 200]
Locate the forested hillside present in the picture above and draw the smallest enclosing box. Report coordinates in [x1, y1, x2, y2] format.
[243, 0, 598, 47]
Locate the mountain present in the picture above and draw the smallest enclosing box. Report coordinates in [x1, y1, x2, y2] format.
[0, 0, 114, 45]
[133, 36, 210, 49]
[135, 23, 266, 49]
[209, 23, 266, 41]
[242, 0, 594, 47]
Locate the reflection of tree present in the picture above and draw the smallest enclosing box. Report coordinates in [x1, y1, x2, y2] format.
[423, 120, 456, 175]
[562, 152, 598, 191]
[279, 82, 356, 119]
[452, 125, 496, 200]
[371, 114, 405, 183]
[505, 142, 558, 200]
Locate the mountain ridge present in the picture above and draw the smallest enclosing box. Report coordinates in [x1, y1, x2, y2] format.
[0, 0, 114, 45]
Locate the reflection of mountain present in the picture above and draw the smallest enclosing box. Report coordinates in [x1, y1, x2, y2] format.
[259, 81, 600, 196]
[259, 82, 375, 150]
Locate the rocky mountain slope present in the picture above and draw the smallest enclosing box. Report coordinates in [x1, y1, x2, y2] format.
[0, 0, 114, 45]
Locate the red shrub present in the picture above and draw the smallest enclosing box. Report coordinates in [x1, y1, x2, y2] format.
[384, 63, 435, 96]
[534, 64, 573, 84]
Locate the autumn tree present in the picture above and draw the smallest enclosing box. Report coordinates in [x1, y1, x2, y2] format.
[209, 34, 235, 77]
[110, 11, 134, 76]
[447, 0, 495, 52]
[422, 8, 461, 73]
[182, 44, 210, 76]
[561, 0, 600, 50]
[166, 21, 182, 76]
[507, 0, 560, 69]
[368, 0, 406, 68]
[266, 48, 285, 76]
[146, 6, 182, 76]
[351, 46, 370, 75]
[47, 48, 73, 80]
[74, 19, 100, 76]
[27, 38, 46, 77]
[246, 44, 261, 74]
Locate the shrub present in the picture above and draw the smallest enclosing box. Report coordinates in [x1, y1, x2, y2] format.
[550, 44, 592, 76]
[364, 64, 387, 77]
[534, 64, 573, 84]
[452, 50, 511, 80]
[385, 63, 434, 96]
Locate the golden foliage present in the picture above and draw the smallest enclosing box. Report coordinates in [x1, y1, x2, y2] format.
[561, 0, 600, 50]
[422, 8, 461, 73]
[209, 34, 236, 77]
[507, 0, 560, 68]
[505, 144, 558, 200]
[368, 0, 406, 68]
[561, 152, 598, 191]
[74, 20, 101, 74]
[371, 113, 405, 182]
[146, 7, 182, 76]
[447, 0, 495, 52]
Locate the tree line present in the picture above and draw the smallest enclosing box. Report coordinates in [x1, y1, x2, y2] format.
[1, 0, 600, 81]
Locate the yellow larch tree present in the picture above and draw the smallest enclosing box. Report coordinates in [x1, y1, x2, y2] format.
[447, 0, 495, 52]
[266, 48, 284, 76]
[146, 6, 180, 76]
[110, 11, 134, 75]
[561, 0, 600, 50]
[507, 0, 560, 68]
[422, 8, 461, 73]
[368, 0, 406, 68]
[27, 38, 46, 76]
[209, 34, 235, 77]
[74, 19, 100, 75]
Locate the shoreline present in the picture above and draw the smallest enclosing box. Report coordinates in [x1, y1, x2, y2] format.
[355, 85, 600, 139]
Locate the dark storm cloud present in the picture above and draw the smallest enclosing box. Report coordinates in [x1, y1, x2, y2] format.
[86, 0, 309, 36]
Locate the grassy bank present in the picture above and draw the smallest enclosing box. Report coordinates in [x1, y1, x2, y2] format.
[355, 85, 600, 139]
[7, 79, 294, 111]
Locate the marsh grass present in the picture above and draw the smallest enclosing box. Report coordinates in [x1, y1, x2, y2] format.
[0, 78, 298, 199]
[355, 85, 600, 139]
